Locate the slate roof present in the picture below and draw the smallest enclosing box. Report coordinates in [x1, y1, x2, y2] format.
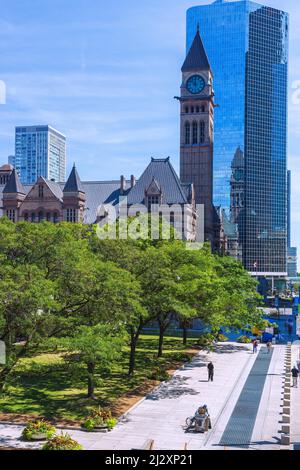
[0, 180, 123, 224]
[0, 158, 194, 224]
[2, 170, 26, 195]
[43, 178, 64, 202]
[127, 157, 192, 205]
[182, 29, 211, 72]
[63, 165, 85, 193]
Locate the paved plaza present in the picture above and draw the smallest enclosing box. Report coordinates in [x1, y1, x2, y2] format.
[0, 342, 299, 451]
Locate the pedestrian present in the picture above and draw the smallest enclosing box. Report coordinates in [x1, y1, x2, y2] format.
[266, 341, 272, 353]
[207, 362, 214, 382]
[291, 365, 299, 388]
[253, 339, 258, 354]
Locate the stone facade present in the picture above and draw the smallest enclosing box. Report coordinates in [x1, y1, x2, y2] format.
[0, 159, 197, 242]
[178, 28, 215, 246]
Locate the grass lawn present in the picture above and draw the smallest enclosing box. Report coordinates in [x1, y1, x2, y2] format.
[0, 335, 197, 423]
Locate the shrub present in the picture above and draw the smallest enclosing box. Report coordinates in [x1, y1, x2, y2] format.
[237, 335, 252, 344]
[217, 334, 228, 342]
[82, 418, 97, 431]
[83, 408, 117, 432]
[148, 367, 170, 382]
[106, 418, 118, 430]
[197, 333, 215, 347]
[22, 420, 56, 441]
[42, 433, 83, 450]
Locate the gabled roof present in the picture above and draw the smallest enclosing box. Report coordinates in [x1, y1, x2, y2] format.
[3, 169, 26, 194]
[63, 165, 85, 193]
[182, 29, 211, 72]
[127, 157, 191, 205]
[145, 178, 162, 195]
[42, 178, 64, 202]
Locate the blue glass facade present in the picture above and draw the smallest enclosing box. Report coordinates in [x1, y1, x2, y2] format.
[187, 0, 288, 274]
[15, 125, 66, 184]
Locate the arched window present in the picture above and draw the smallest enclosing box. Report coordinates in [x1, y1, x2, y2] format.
[191, 106, 194, 113]
[199, 121, 205, 144]
[201, 105, 206, 113]
[185, 106, 189, 114]
[24, 213, 29, 221]
[192, 122, 198, 144]
[196, 106, 200, 113]
[38, 211, 44, 223]
[38, 184, 44, 198]
[185, 122, 190, 145]
[31, 213, 36, 223]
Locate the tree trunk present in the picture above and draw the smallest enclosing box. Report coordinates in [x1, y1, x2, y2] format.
[128, 330, 138, 376]
[87, 362, 96, 399]
[0, 368, 12, 394]
[158, 324, 165, 358]
[183, 325, 188, 346]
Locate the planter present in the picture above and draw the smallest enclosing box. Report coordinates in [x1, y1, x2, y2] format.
[92, 425, 109, 433]
[29, 433, 49, 441]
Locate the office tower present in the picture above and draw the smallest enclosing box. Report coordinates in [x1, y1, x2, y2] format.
[15, 125, 66, 184]
[179, 28, 215, 244]
[187, 0, 288, 278]
[287, 170, 297, 277]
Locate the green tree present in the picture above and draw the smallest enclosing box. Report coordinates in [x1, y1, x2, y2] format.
[0, 263, 56, 392]
[55, 325, 124, 399]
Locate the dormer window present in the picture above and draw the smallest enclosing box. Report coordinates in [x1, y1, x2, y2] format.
[147, 195, 160, 212]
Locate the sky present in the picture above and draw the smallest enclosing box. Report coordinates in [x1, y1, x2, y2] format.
[0, 0, 299, 251]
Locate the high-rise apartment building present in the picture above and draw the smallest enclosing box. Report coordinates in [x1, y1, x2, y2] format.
[15, 125, 66, 184]
[187, 0, 288, 279]
[8, 155, 15, 168]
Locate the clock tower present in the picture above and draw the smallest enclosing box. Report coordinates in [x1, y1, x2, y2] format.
[178, 27, 215, 244]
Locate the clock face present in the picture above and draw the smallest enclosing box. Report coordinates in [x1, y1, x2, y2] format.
[186, 75, 205, 94]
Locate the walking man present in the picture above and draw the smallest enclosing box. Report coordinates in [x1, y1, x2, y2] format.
[207, 362, 214, 382]
[253, 339, 258, 354]
[291, 365, 299, 388]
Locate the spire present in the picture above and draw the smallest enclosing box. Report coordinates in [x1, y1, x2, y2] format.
[3, 169, 25, 194]
[182, 28, 211, 72]
[232, 147, 244, 168]
[63, 165, 84, 193]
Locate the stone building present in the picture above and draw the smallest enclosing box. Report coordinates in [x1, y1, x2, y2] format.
[0, 158, 196, 241]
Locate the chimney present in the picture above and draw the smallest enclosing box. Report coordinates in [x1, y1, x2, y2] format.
[130, 175, 136, 188]
[120, 175, 126, 194]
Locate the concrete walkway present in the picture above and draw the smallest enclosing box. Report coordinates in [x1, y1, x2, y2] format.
[291, 343, 300, 449]
[0, 342, 292, 450]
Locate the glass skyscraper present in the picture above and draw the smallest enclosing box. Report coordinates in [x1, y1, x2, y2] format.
[187, 0, 288, 276]
[15, 125, 66, 184]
